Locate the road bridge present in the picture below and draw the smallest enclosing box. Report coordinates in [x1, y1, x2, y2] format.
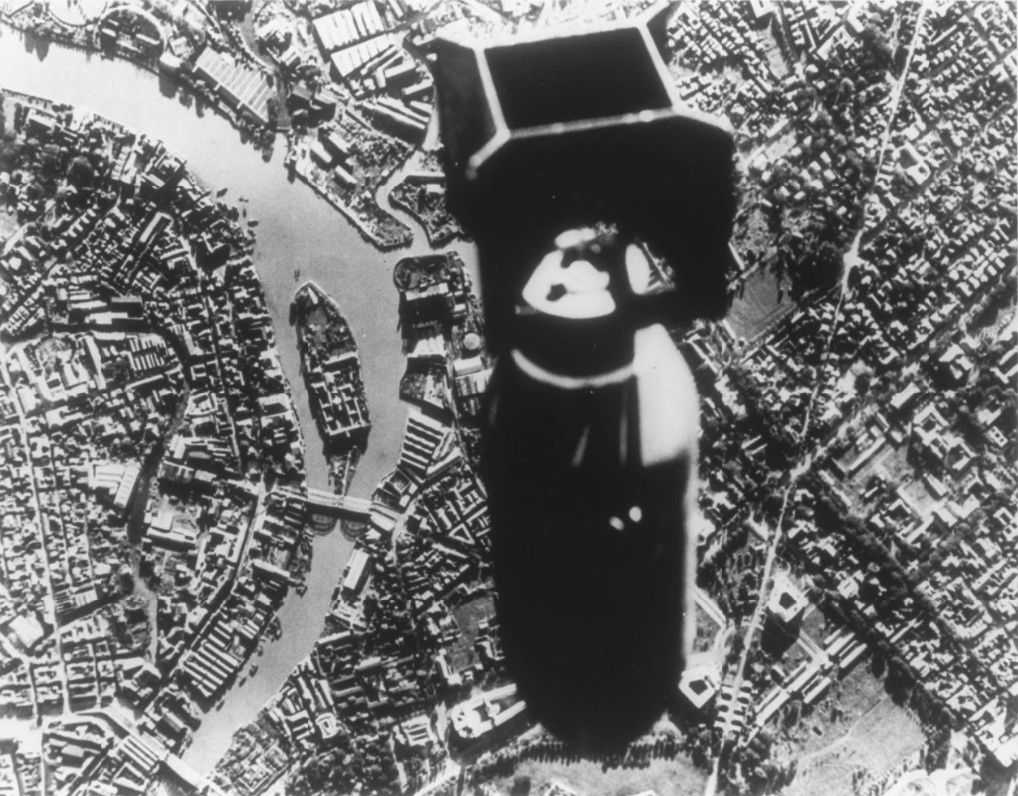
[305, 487, 371, 522]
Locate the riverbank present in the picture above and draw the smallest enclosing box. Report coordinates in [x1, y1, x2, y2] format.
[292, 145, 412, 252]
[0, 25, 478, 776]
[288, 104, 419, 251]
[0, 6, 279, 148]
[292, 280, 371, 492]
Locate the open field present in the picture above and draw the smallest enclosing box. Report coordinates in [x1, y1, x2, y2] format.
[777, 663, 923, 796]
[449, 594, 496, 671]
[727, 266, 796, 342]
[0, 209, 18, 244]
[490, 752, 707, 796]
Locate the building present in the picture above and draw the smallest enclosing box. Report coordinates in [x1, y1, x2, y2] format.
[312, 1, 384, 53]
[448, 684, 527, 749]
[209, 0, 251, 18]
[193, 47, 273, 125]
[766, 572, 808, 631]
[342, 548, 372, 596]
[677, 665, 719, 713]
[763, 571, 808, 653]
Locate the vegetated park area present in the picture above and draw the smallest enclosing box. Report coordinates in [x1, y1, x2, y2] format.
[773, 657, 924, 796]
[726, 264, 798, 342]
[0, 203, 18, 244]
[490, 744, 707, 796]
[1, 98, 26, 241]
[447, 594, 496, 673]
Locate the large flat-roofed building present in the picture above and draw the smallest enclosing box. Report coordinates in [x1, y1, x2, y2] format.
[329, 34, 400, 82]
[209, 0, 251, 17]
[312, 1, 405, 83]
[312, 1, 385, 53]
[678, 664, 719, 713]
[342, 548, 372, 596]
[194, 47, 274, 125]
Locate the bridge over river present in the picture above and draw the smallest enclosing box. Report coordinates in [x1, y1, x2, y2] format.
[0, 25, 477, 775]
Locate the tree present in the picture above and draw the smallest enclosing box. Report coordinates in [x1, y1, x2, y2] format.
[66, 154, 95, 190]
[796, 240, 844, 296]
[783, 697, 802, 729]
[859, 26, 894, 72]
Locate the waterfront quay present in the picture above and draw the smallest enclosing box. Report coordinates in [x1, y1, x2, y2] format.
[2, 0, 1015, 793]
[291, 280, 370, 454]
[213, 252, 515, 796]
[0, 88, 353, 793]
[0, 31, 482, 781]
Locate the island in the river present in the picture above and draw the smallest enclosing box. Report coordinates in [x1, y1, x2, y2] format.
[1, 0, 475, 252]
[212, 252, 514, 796]
[5, 1, 1018, 795]
[291, 280, 370, 494]
[388, 150, 464, 248]
[0, 87, 319, 793]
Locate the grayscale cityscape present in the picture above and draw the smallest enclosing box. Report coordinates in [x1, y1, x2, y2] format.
[0, 0, 1013, 795]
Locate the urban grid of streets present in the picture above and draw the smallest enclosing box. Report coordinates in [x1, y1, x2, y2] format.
[0, 1, 1015, 796]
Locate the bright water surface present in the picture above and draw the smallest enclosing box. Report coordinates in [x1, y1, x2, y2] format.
[0, 26, 478, 773]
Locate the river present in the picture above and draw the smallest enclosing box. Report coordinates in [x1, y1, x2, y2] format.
[0, 27, 478, 774]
